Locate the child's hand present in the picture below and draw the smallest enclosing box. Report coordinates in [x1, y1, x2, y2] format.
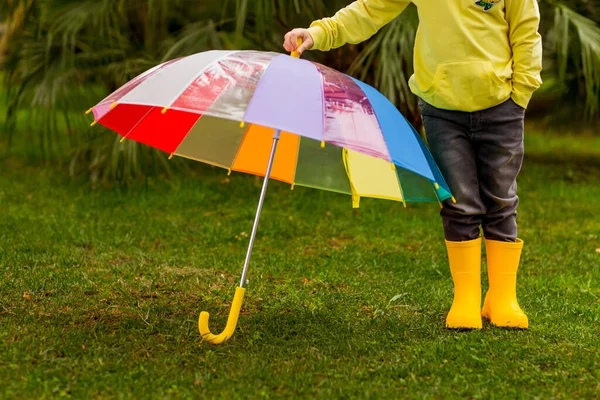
[283, 29, 314, 56]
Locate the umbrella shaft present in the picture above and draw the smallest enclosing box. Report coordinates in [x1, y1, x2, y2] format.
[239, 129, 281, 288]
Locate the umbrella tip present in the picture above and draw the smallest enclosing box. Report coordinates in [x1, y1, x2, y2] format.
[227, 169, 232, 176]
[434, 182, 440, 190]
[321, 141, 325, 148]
[451, 196, 457, 204]
[90, 120, 97, 127]
[85, 108, 93, 115]
[120, 137, 126, 143]
[161, 107, 168, 114]
[110, 102, 117, 109]
[169, 153, 174, 160]
[240, 121, 245, 128]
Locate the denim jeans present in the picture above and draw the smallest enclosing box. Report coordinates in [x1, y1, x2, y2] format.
[419, 98, 525, 242]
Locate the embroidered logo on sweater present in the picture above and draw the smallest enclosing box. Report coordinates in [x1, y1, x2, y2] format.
[475, 0, 501, 11]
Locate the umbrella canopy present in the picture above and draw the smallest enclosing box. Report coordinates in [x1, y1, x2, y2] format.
[89, 50, 452, 208]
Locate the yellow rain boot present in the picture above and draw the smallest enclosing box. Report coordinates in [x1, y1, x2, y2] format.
[482, 238, 528, 329]
[445, 237, 482, 329]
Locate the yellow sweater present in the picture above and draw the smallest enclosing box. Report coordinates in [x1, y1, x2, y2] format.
[307, 0, 543, 111]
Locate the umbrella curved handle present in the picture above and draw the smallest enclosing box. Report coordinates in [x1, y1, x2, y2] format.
[291, 37, 303, 59]
[199, 287, 246, 344]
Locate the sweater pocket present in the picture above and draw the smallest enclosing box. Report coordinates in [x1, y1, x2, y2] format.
[421, 61, 511, 111]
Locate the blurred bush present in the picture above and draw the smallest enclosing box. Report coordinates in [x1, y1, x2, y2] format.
[1, 0, 598, 184]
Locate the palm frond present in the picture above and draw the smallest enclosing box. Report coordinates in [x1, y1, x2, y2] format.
[552, 3, 600, 119]
[348, 5, 419, 123]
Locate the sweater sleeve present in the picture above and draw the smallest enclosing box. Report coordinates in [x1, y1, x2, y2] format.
[505, 0, 544, 109]
[307, 0, 411, 51]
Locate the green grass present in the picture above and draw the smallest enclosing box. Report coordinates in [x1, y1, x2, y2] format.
[1, 127, 599, 399]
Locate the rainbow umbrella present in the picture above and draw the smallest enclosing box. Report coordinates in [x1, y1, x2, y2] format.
[88, 48, 453, 344]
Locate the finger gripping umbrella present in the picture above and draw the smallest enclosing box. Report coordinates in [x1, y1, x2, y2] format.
[88, 44, 453, 344]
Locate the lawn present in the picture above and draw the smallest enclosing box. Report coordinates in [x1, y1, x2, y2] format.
[1, 123, 599, 398]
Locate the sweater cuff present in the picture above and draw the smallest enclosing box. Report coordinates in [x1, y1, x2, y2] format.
[307, 25, 328, 51]
[511, 81, 536, 110]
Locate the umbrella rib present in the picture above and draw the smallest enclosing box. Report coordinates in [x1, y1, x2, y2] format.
[161, 51, 236, 113]
[393, 164, 408, 208]
[227, 123, 252, 175]
[341, 148, 361, 208]
[429, 180, 445, 208]
[291, 135, 302, 189]
[119, 107, 155, 143]
[170, 114, 204, 158]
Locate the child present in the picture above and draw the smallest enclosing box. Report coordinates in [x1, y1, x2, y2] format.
[284, 0, 542, 329]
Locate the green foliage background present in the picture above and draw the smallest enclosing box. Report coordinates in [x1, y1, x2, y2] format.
[1, 0, 599, 184]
